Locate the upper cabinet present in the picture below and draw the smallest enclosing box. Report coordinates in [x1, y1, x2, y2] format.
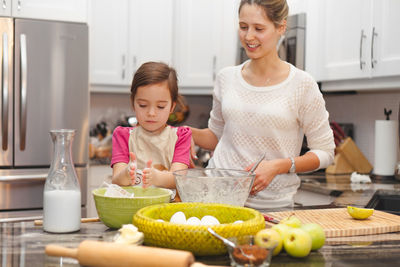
[174, 0, 237, 89]
[0, 0, 12, 16]
[89, 0, 173, 87]
[89, 0, 238, 94]
[0, 0, 87, 22]
[317, 0, 400, 90]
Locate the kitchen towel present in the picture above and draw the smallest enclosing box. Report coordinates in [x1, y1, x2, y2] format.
[374, 120, 399, 176]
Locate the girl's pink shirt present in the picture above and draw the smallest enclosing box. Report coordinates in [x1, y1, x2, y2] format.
[110, 126, 192, 168]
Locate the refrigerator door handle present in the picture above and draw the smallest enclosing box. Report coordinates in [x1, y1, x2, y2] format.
[0, 173, 47, 182]
[19, 34, 27, 151]
[1, 32, 9, 150]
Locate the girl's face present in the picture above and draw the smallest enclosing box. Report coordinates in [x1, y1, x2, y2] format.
[238, 4, 285, 60]
[133, 81, 176, 133]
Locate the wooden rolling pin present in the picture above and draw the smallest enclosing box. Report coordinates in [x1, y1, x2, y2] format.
[34, 217, 100, 226]
[45, 240, 216, 267]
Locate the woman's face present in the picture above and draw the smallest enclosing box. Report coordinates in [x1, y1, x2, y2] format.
[238, 4, 285, 60]
[133, 81, 175, 133]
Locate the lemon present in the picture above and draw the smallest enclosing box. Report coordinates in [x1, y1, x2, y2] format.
[347, 206, 374, 219]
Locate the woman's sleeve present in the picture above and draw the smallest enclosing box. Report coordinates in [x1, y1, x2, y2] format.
[110, 126, 131, 167]
[298, 76, 335, 169]
[172, 127, 192, 166]
[208, 71, 225, 140]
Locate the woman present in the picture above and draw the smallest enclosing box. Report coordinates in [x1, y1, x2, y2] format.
[190, 0, 335, 210]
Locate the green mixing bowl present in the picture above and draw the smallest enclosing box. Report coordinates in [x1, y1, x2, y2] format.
[92, 186, 172, 229]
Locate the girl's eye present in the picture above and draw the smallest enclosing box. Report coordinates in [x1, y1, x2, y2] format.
[240, 26, 248, 30]
[255, 28, 264, 31]
[157, 106, 166, 110]
[138, 104, 147, 108]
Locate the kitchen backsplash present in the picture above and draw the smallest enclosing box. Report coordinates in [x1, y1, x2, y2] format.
[90, 90, 400, 167]
[324, 90, 400, 165]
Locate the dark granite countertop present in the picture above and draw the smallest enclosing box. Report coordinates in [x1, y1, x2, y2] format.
[2, 171, 400, 266]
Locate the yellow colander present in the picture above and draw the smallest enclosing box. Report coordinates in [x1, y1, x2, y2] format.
[132, 202, 265, 256]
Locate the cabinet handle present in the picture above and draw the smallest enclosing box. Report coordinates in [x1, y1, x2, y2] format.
[121, 55, 126, 80]
[2, 0, 6, 9]
[359, 30, 367, 70]
[212, 56, 217, 81]
[17, 0, 21, 10]
[133, 56, 137, 72]
[371, 27, 378, 69]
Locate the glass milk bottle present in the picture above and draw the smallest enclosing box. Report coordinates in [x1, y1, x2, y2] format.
[43, 129, 81, 233]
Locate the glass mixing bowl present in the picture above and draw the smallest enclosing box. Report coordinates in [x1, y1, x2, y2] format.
[173, 168, 255, 206]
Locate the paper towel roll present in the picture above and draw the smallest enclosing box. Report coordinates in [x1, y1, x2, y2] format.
[373, 120, 399, 176]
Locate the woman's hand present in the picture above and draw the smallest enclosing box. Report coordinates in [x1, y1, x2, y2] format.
[246, 159, 280, 195]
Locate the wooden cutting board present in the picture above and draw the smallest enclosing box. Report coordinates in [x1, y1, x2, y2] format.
[264, 208, 400, 238]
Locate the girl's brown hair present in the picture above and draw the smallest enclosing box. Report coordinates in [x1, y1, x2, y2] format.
[130, 62, 179, 105]
[238, 0, 289, 27]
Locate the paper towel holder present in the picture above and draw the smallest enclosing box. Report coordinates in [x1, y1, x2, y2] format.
[371, 108, 398, 180]
[384, 108, 392, 120]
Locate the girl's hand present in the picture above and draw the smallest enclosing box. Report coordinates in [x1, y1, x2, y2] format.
[142, 159, 159, 188]
[246, 159, 280, 195]
[127, 152, 137, 185]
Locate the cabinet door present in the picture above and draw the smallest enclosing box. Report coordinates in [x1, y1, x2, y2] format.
[371, 0, 400, 77]
[12, 0, 87, 23]
[129, 0, 173, 76]
[89, 0, 129, 85]
[0, 0, 12, 16]
[174, 0, 224, 87]
[319, 0, 372, 81]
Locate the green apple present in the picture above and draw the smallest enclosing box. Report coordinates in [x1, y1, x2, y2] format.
[254, 228, 283, 256]
[283, 227, 312, 258]
[301, 223, 326, 250]
[280, 214, 302, 228]
[271, 223, 291, 241]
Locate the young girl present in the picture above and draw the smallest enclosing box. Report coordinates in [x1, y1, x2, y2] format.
[111, 62, 191, 191]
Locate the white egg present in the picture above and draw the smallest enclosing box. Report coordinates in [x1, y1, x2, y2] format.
[186, 216, 201, 225]
[233, 220, 244, 224]
[156, 219, 164, 222]
[200, 215, 220, 225]
[169, 211, 186, 224]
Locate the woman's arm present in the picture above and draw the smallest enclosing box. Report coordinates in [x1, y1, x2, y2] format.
[248, 152, 320, 195]
[190, 127, 218, 151]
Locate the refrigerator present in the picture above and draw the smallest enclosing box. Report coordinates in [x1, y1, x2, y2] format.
[0, 18, 89, 221]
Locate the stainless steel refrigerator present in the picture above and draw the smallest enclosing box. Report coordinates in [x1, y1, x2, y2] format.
[0, 18, 88, 221]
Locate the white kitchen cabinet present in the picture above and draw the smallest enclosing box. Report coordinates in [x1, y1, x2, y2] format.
[89, 0, 238, 93]
[89, 0, 129, 86]
[89, 0, 173, 87]
[174, 0, 237, 89]
[0, 0, 12, 16]
[319, 0, 400, 83]
[9, 0, 87, 22]
[87, 165, 112, 217]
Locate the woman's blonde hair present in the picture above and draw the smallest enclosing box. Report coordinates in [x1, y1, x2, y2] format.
[238, 0, 289, 27]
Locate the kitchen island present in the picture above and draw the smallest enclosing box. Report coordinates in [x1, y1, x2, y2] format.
[2, 172, 400, 266]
